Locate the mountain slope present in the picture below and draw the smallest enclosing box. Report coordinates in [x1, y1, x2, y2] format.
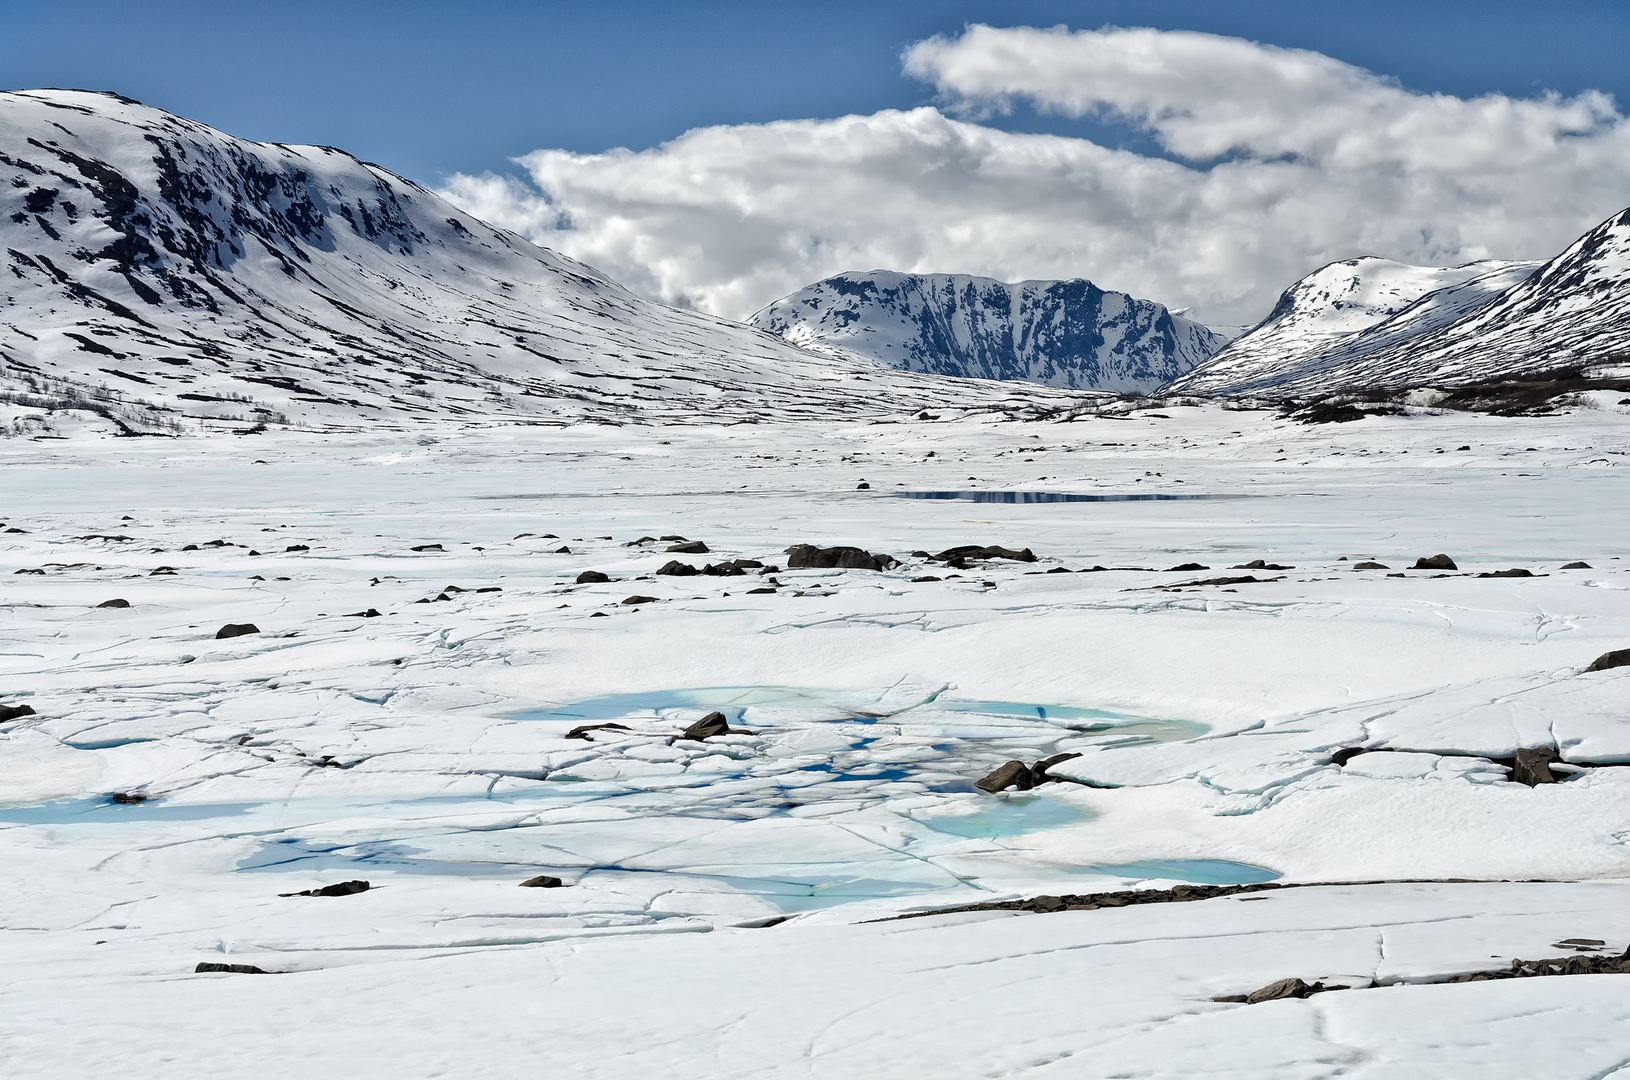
[750, 271, 1223, 392]
[1167, 258, 1539, 395]
[0, 91, 1076, 435]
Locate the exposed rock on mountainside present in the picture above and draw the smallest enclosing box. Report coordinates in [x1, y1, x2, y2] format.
[0, 91, 1076, 435]
[751, 271, 1224, 392]
[1168, 257, 1540, 395]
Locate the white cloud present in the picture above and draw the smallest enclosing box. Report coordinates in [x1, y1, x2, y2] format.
[440, 25, 1630, 326]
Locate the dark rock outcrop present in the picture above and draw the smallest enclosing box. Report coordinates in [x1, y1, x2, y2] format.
[934, 545, 1037, 563]
[1511, 747, 1560, 786]
[666, 540, 709, 554]
[215, 623, 260, 639]
[565, 722, 631, 740]
[96, 598, 131, 608]
[976, 760, 1034, 793]
[784, 544, 897, 571]
[0, 703, 36, 723]
[1413, 554, 1458, 570]
[1478, 569, 1535, 578]
[519, 875, 565, 888]
[1165, 562, 1210, 572]
[1584, 648, 1630, 672]
[621, 595, 657, 605]
[195, 962, 270, 974]
[657, 560, 699, 576]
[576, 570, 611, 584]
[679, 711, 745, 741]
[281, 880, 370, 897]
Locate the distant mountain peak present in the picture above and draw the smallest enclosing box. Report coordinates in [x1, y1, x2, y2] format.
[750, 270, 1223, 393]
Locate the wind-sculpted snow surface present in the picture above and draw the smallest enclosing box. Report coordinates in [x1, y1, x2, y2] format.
[1169, 257, 1540, 395]
[8, 404, 1630, 1075]
[0, 91, 1078, 434]
[751, 270, 1223, 391]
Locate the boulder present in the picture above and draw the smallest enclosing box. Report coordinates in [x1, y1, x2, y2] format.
[576, 570, 611, 584]
[657, 560, 700, 576]
[342, 609, 382, 618]
[195, 962, 269, 974]
[934, 545, 1037, 563]
[0, 703, 37, 723]
[702, 562, 747, 576]
[215, 623, 260, 639]
[1478, 569, 1535, 578]
[565, 722, 631, 740]
[1585, 648, 1630, 672]
[96, 598, 131, 608]
[1413, 554, 1458, 571]
[410, 544, 443, 552]
[1165, 562, 1210, 572]
[621, 595, 658, 605]
[109, 792, 147, 804]
[1561, 562, 1592, 570]
[1244, 977, 1321, 1004]
[1511, 747, 1560, 786]
[680, 711, 734, 741]
[281, 880, 370, 897]
[784, 544, 897, 571]
[1031, 752, 1083, 784]
[666, 540, 709, 554]
[519, 875, 565, 888]
[976, 760, 1035, 793]
[1352, 561, 1389, 570]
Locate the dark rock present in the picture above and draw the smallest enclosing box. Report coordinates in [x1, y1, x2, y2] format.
[195, 962, 269, 974]
[624, 536, 657, 546]
[659, 535, 687, 542]
[934, 545, 1037, 563]
[1352, 561, 1389, 570]
[856, 482, 870, 490]
[411, 544, 443, 552]
[1045, 566, 1073, 574]
[1585, 648, 1630, 672]
[910, 576, 941, 583]
[14, 568, 44, 575]
[1511, 747, 1560, 786]
[622, 595, 658, 605]
[182, 544, 199, 551]
[1031, 752, 1083, 784]
[680, 711, 734, 741]
[149, 566, 176, 575]
[1173, 575, 1262, 587]
[976, 760, 1035, 794]
[280, 879, 370, 897]
[1561, 562, 1592, 570]
[702, 562, 747, 576]
[1166, 562, 1210, 572]
[911, 550, 932, 558]
[667, 540, 709, 553]
[746, 587, 777, 594]
[285, 544, 309, 552]
[657, 560, 699, 576]
[784, 544, 898, 571]
[590, 611, 609, 617]
[576, 570, 611, 584]
[96, 598, 131, 608]
[1478, 569, 1535, 578]
[474, 586, 502, 593]
[1330, 747, 1375, 767]
[109, 792, 147, 804]
[1231, 560, 1293, 570]
[1244, 977, 1320, 1004]
[0, 704, 37, 723]
[553, 546, 572, 554]
[342, 609, 383, 618]
[565, 722, 631, 740]
[1413, 554, 1458, 571]
[519, 875, 565, 888]
[216, 623, 260, 639]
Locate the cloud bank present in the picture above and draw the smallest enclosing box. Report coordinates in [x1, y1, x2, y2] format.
[440, 25, 1630, 326]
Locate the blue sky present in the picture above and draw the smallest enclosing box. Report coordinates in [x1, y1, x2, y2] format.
[4, 0, 1629, 185]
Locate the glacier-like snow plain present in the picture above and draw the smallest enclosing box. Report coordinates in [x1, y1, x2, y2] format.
[7, 402, 1630, 1077]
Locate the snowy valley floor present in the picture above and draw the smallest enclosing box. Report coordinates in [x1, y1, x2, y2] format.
[6, 401, 1630, 1077]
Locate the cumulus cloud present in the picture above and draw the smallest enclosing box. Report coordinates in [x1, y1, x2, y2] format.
[441, 25, 1630, 326]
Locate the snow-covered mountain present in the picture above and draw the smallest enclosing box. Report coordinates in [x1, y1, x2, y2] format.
[1167, 257, 1541, 395]
[0, 91, 1075, 435]
[750, 271, 1224, 393]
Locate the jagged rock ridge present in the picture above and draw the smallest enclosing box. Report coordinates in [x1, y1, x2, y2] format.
[0, 91, 1077, 435]
[750, 271, 1224, 392]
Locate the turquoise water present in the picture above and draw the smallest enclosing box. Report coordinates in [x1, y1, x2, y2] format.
[1081, 859, 1280, 885]
[917, 798, 1091, 839]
